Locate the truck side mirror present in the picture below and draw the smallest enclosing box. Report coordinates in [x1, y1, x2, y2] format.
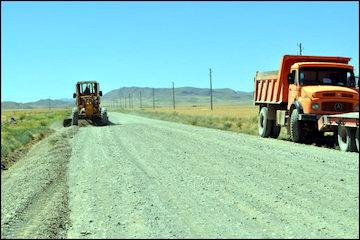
[73, 93, 76, 98]
[99, 91, 103, 96]
[288, 73, 294, 84]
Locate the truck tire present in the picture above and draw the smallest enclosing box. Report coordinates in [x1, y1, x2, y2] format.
[356, 128, 359, 152]
[290, 108, 304, 143]
[101, 108, 108, 126]
[269, 121, 281, 138]
[258, 107, 272, 138]
[72, 109, 79, 126]
[338, 126, 356, 152]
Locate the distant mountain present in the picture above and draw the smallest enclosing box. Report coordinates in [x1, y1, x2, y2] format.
[58, 98, 74, 102]
[103, 87, 254, 107]
[1, 99, 74, 110]
[1, 87, 254, 110]
[1, 101, 34, 110]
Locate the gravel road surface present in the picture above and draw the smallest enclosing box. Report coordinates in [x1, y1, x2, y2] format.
[1, 112, 359, 238]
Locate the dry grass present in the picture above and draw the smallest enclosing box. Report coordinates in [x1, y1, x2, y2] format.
[118, 103, 290, 140]
[1, 108, 70, 165]
[143, 104, 258, 119]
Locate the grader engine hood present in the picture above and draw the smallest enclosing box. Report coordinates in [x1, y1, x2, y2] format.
[301, 86, 359, 100]
[80, 96, 99, 116]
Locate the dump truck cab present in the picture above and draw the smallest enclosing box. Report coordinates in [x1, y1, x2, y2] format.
[287, 62, 358, 118]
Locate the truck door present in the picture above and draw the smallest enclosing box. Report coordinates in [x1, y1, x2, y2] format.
[288, 70, 299, 108]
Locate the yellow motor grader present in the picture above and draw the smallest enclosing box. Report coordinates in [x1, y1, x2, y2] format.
[63, 81, 108, 126]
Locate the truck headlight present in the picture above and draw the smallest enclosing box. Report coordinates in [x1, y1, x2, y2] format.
[355, 104, 359, 112]
[312, 103, 320, 110]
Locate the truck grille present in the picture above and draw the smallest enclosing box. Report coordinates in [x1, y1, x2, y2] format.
[323, 92, 335, 97]
[321, 102, 353, 112]
[322, 92, 353, 98]
[341, 93, 353, 98]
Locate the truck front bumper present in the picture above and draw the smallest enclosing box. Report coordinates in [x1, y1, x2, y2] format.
[298, 114, 320, 121]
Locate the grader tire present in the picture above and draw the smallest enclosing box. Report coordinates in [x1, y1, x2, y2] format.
[258, 107, 272, 138]
[338, 126, 357, 152]
[72, 110, 79, 126]
[101, 108, 108, 126]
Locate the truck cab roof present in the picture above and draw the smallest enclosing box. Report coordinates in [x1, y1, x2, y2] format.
[77, 81, 98, 84]
[291, 62, 353, 70]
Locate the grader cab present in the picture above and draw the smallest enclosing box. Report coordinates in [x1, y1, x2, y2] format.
[63, 81, 108, 126]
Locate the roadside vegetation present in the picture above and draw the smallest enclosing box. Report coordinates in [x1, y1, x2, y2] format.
[116, 104, 290, 140]
[1, 109, 70, 168]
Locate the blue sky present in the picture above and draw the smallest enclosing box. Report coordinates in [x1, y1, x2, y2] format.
[1, 1, 359, 102]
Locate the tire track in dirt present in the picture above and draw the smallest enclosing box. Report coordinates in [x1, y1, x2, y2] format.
[1, 126, 78, 239]
[64, 113, 358, 238]
[115, 123, 355, 238]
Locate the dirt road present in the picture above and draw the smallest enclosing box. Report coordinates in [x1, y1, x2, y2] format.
[1, 112, 359, 238]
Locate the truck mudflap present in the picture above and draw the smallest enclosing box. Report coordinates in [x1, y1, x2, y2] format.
[298, 114, 319, 121]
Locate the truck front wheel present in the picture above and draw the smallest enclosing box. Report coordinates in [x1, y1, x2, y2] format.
[290, 108, 304, 143]
[338, 126, 357, 152]
[258, 107, 272, 138]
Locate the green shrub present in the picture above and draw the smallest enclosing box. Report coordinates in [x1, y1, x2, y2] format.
[223, 121, 232, 130]
[236, 119, 242, 129]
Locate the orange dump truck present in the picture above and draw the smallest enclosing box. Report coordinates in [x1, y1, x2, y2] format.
[254, 55, 359, 147]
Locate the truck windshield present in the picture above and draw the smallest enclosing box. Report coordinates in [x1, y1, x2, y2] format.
[80, 83, 95, 94]
[299, 67, 355, 87]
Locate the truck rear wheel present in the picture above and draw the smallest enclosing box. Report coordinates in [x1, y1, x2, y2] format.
[269, 121, 281, 138]
[258, 107, 272, 138]
[338, 126, 357, 152]
[290, 108, 304, 143]
[356, 128, 359, 152]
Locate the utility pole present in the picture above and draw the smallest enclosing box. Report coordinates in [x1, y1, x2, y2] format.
[132, 92, 134, 109]
[48, 96, 51, 111]
[152, 88, 155, 109]
[172, 81, 175, 110]
[297, 43, 304, 55]
[128, 93, 131, 108]
[209, 68, 213, 110]
[139, 91, 142, 108]
[125, 96, 127, 108]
